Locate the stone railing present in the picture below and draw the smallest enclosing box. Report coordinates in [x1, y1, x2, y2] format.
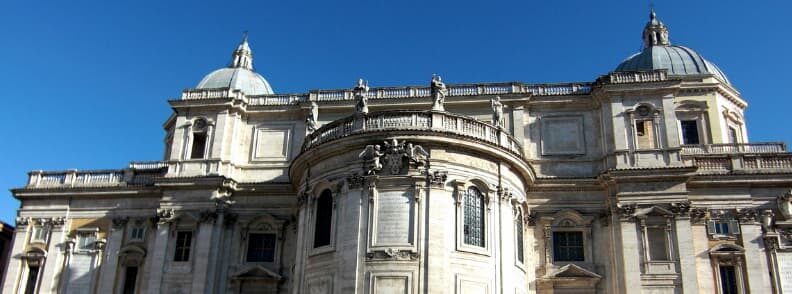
[180, 82, 593, 105]
[681, 143, 787, 155]
[606, 70, 668, 84]
[301, 110, 524, 158]
[686, 153, 792, 173]
[26, 161, 168, 188]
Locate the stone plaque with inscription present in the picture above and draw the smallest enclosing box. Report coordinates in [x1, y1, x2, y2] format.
[65, 254, 97, 294]
[374, 190, 414, 246]
[778, 252, 792, 293]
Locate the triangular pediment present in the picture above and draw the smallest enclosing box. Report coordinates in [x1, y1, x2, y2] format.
[231, 265, 282, 281]
[546, 264, 602, 279]
[634, 205, 673, 217]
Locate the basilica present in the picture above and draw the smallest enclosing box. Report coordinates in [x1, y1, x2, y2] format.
[3, 9, 792, 294]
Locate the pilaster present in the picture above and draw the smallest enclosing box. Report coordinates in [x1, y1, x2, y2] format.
[96, 218, 126, 293]
[673, 215, 699, 293]
[146, 213, 172, 294]
[191, 211, 217, 294]
[738, 212, 773, 293]
[39, 217, 67, 294]
[2, 221, 29, 294]
[616, 213, 642, 294]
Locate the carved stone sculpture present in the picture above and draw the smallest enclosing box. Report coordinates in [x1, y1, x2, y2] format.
[353, 78, 369, 115]
[306, 102, 319, 134]
[430, 74, 447, 111]
[359, 139, 429, 175]
[491, 95, 504, 127]
[359, 145, 384, 175]
[779, 189, 792, 220]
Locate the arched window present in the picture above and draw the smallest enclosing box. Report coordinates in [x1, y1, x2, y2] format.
[515, 210, 524, 263]
[463, 187, 485, 247]
[313, 189, 333, 248]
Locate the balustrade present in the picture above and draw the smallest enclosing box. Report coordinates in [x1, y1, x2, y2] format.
[301, 110, 524, 158]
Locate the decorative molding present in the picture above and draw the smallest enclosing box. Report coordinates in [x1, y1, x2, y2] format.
[112, 217, 129, 229]
[15, 217, 30, 227]
[669, 201, 691, 218]
[616, 203, 637, 221]
[358, 139, 428, 176]
[427, 170, 447, 188]
[224, 212, 238, 228]
[736, 208, 758, 224]
[689, 207, 707, 224]
[497, 186, 514, 202]
[156, 208, 175, 224]
[526, 211, 537, 226]
[779, 189, 792, 221]
[366, 248, 419, 261]
[199, 210, 218, 224]
[346, 173, 365, 189]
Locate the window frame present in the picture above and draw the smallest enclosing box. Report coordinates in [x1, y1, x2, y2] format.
[183, 117, 214, 160]
[629, 103, 662, 150]
[245, 232, 278, 263]
[514, 208, 526, 266]
[308, 188, 337, 256]
[128, 224, 146, 242]
[540, 209, 595, 268]
[454, 181, 492, 256]
[75, 228, 99, 252]
[30, 224, 50, 244]
[172, 230, 194, 262]
[552, 231, 585, 262]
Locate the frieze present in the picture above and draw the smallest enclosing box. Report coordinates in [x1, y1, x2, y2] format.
[736, 208, 758, 224]
[358, 139, 428, 176]
[366, 248, 419, 261]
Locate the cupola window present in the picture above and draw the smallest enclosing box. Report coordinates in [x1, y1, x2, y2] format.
[189, 118, 209, 159]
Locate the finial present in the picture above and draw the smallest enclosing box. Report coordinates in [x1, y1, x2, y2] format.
[231, 32, 254, 69]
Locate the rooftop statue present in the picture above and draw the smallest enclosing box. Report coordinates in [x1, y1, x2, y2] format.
[306, 102, 319, 134]
[430, 74, 447, 111]
[491, 95, 504, 128]
[354, 78, 369, 115]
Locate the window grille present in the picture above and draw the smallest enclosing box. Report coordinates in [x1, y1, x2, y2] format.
[516, 212, 524, 263]
[463, 187, 485, 247]
[719, 265, 739, 294]
[553, 231, 584, 261]
[246, 233, 276, 262]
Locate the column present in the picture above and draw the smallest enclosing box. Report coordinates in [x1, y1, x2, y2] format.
[96, 219, 126, 293]
[146, 217, 171, 294]
[2, 220, 30, 294]
[674, 216, 699, 293]
[738, 211, 773, 293]
[190, 214, 216, 294]
[39, 218, 67, 294]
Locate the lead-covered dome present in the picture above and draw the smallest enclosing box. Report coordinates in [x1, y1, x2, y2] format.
[196, 34, 274, 95]
[614, 10, 731, 85]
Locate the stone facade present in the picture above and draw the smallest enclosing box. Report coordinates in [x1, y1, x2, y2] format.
[3, 10, 792, 294]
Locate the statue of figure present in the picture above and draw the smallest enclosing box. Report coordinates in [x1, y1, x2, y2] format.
[354, 78, 369, 115]
[430, 74, 448, 111]
[359, 145, 384, 175]
[779, 190, 792, 220]
[491, 96, 504, 127]
[650, 31, 658, 46]
[306, 102, 319, 134]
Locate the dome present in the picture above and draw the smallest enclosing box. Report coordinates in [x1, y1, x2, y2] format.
[197, 67, 274, 95]
[195, 34, 275, 95]
[614, 9, 731, 85]
[615, 45, 730, 85]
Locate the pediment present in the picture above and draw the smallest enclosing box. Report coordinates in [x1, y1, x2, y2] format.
[546, 264, 602, 280]
[231, 265, 282, 281]
[634, 205, 673, 217]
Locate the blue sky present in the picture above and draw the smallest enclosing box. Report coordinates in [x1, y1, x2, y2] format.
[0, 0, 790, 224]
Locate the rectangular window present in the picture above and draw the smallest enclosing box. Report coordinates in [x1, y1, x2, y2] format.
[553, 231, 584, 262]
[246, 233, 277, 262]
[129, 226, 145, 241]
[714, 221, 730, 234]
[24, 265, 40, 294]
[32, 225, 49, 243]
[77, 231, 97, 251]
[190, 132, 207, 159]
[719, 265, 739, 294]
[463, 188, 485, 247]
[680, 120, 700, 145]
[122, 266, 138, 294]
[635, 120, 656, 149]
[647, 227, 669, 261]
[728, 127, 739, 144]
[173, 231, 192, 262]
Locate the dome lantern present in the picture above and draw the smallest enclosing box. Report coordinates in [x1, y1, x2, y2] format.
[194, 33, 274, 95]
[642, 9, 670, 48]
